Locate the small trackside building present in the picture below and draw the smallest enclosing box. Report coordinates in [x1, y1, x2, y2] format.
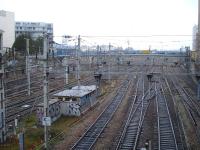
[36, 85, 97, 124]
[53, 85, 97, 116]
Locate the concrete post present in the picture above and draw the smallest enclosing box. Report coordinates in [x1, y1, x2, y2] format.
[77, 35, 81, 88]
[26, 39, 31, 95]
[0, 31, 6, 143]
[108, 43, 111, 83]
[63, 57, 68, 85]
[43, 35, 49, 149]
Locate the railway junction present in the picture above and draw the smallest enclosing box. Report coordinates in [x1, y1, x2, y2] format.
[0, 42, 200, 150]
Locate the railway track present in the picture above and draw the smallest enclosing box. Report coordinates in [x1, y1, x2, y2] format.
[164, 77, 187, 150]
[71, 78, 131, 150]
[169, 76, 200, 145]
[174, 77, 200, 118]
[116, 76, 151, 150]
[156, 79, 178, 150]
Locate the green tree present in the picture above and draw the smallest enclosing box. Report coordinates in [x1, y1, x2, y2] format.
[12, 34, 35, 54]
[34, 37, 43, 54]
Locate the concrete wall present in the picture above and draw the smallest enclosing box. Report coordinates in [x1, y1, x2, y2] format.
[60, 91, 96, 116]
[61, 101, 81, 116]
[0, 10, 15, 48]
[36, 101, 61, 124]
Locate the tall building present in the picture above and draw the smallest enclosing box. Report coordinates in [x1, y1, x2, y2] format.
[0, 10, 15, 49]
[193, 25, 198, 51]
[15, 21, 53, 42]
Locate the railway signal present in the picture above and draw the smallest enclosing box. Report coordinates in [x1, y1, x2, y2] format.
[196, 74, 200, 100]
[147, 73, 153, 98]
[94, 72, 102, 97]
[147, 73, 153, 82]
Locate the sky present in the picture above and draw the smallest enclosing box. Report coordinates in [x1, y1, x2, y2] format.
[1, 0, 198, 50]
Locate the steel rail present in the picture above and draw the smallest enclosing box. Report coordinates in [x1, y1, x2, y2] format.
[71, 79, 131, 150]
[116, 76, 151, 150]
[156, 79, 178, 150]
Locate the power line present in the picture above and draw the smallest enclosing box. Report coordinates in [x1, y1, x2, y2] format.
[81, 35, 194, 38]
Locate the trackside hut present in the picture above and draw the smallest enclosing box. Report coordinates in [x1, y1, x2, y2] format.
[54, 85, 97, 116]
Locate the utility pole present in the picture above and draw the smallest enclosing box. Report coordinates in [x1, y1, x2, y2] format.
[97, 45, 100, 71]
[42, 35, 49, 149]
[63, 57, 68, 85]
[198, 0, 200, 36]
[13, 47, 16, 78]
[0, 31, 6, 143]
[26, 39, 31, 95]
[185, 47, 191, 73]
[76, 35, 81, 88]
[197, 0, 200, 61]
[108, 43, 111, 83]
[94, 45, 102, 96]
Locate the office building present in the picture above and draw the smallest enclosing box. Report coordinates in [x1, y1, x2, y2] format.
[15, 21, 53, 42]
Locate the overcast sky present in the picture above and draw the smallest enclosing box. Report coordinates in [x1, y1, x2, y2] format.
[1, 0, 198, 50]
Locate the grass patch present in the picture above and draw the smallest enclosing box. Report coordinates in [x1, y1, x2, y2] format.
[26, 115, 79, 149]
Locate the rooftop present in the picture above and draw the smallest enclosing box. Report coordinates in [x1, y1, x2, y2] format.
[38, 99, 59, 107]
[54, 85, 96, 98]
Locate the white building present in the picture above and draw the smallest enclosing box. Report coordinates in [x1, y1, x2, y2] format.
[193, 25, 198, 51]
[0, 10, 15, 49]
[54, 85, 97, 116]
[36, 85, 97, 125]
[15, 21, 53, 42]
